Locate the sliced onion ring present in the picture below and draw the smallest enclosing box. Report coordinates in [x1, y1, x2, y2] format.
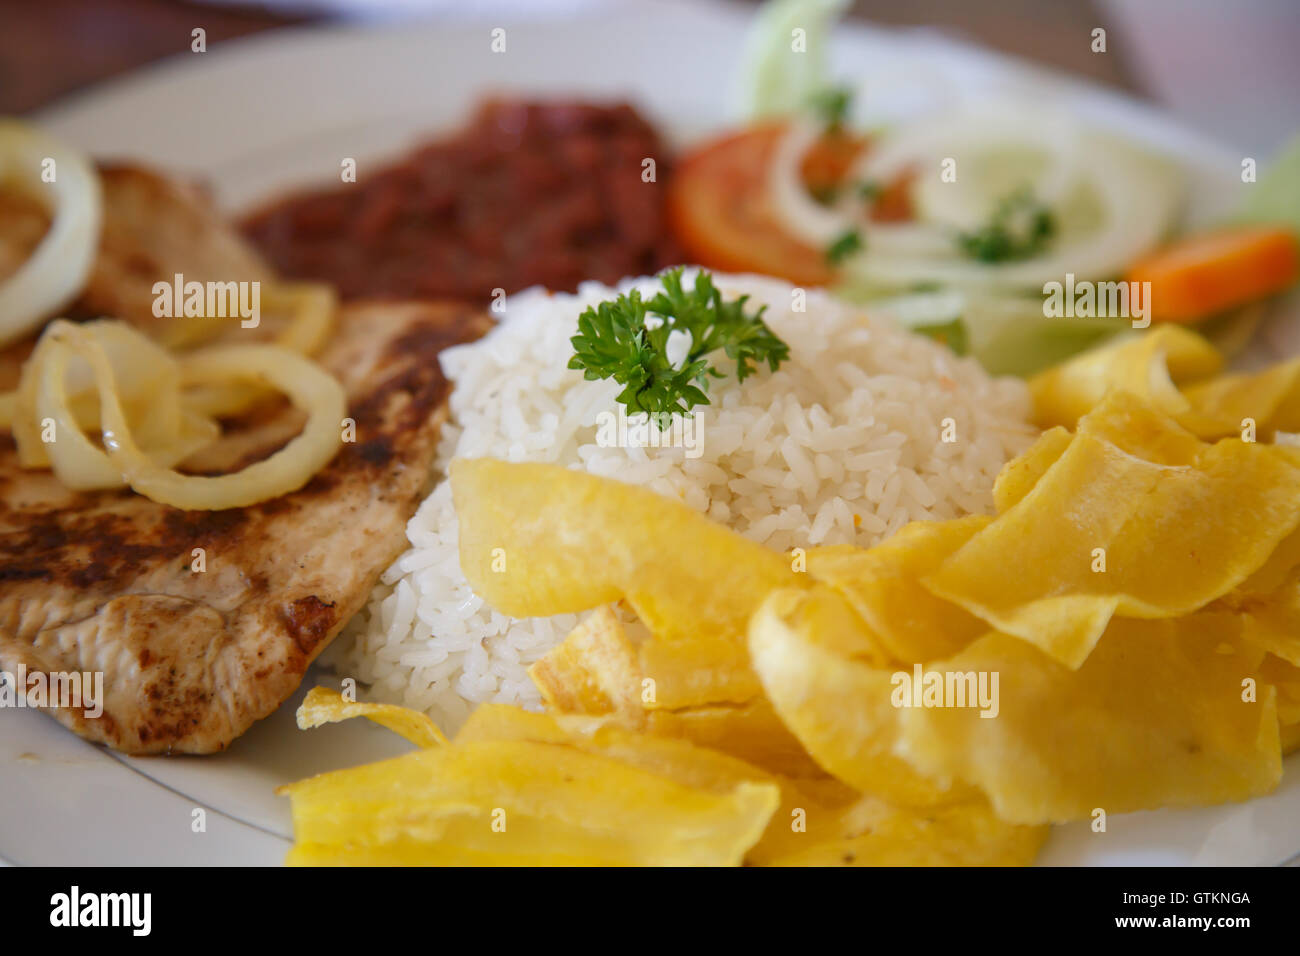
[266, 281, 337, 357]
[0, 121, 102, 347]
[33, 321, 346, 510]
[767, 119, 952, 258]
[181, 281, 338, 419]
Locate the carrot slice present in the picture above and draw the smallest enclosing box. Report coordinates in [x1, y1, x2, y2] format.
[1125, 225, 1300, 323]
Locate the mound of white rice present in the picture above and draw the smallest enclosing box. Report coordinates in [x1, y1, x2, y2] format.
[327, 272, 1036, 729]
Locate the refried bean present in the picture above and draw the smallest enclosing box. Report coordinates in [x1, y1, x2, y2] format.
[241, 99, 683, 304]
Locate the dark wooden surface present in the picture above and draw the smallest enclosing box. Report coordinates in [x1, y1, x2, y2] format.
[0, 0, 310, 114]
[0, 0, 1139, 116]
[843, 0, 1138, 90]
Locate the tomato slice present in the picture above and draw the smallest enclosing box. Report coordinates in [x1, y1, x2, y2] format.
[869, 168, 916, 223]
[800, 128, 864, 198]
[667, 124, 865, 287]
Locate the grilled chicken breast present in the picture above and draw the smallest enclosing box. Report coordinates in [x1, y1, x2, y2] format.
[0, 301, 489, 754]
[0, 162, 272, 339]
[76, 163, 275, 342]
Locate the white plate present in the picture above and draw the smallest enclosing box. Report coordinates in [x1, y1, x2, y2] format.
[3, 0, 1297, 866]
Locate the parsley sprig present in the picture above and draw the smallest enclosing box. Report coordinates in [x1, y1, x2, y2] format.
[956, 187, 1056, 262]
[808, 86, 854, 132]
[568, 269, 790, 416]
[826, 229, 864, 264]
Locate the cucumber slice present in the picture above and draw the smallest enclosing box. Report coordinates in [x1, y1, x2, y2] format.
[740, 0, 851, 119]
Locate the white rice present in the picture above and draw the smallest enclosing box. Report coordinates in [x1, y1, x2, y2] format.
[327, 272, 1036, 730]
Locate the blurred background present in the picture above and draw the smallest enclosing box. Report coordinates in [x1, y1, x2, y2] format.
[0, 0, 1296, 155]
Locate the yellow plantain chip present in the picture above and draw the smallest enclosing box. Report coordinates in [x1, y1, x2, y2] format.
[282, 734, 779, 866]
[926, 392, 1300, 668]
[1028, 324, 1300, 440]
[644, 699, 827, 779]
[1234, 528, 1300, 596]
[806, 515, 991, 665]
[528, 606, 646, 724]
[1183, 355, 1300, 440]
[286, 838, 612, 867]
[451, 458, 802, 707]
[1283, 724, 1300, 757]
[1260, 653, 1300, 728]
[528, 611, 766, 716]
[1219, 580, 1300, 668]
[896, 618, 1281, 825]
[527, 613, 821, 773]
[636, 631, 766, 707]
[748, 586, 975, 807]
[1276, 650, 1300, 756]
[752, 793, 1048, 867]
[456, 704, 1044, 867]
[1029, 325, 1225, 433]
[454, 704, 824, 862]
[1078, 389, 1205, 465]
[453, 702, 585, 746]
[456, 703, 776, 793]
[451, 457, 799, 641]
[295, 686, 449, 748]
[992, 426, 1073, 513]
[1251, 598, 1300, 669]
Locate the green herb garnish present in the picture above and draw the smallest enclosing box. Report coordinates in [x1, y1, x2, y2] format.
[568, 269, 789, 416]
[856, 179, 882, 202]
[956, 187, 1056, 262]
[808, 85, 853, 131]
[826, 229, 864, 264]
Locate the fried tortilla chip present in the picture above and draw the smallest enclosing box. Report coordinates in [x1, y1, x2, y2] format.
[295, 686, 448, 748]
[926, 392, 1300, 668]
